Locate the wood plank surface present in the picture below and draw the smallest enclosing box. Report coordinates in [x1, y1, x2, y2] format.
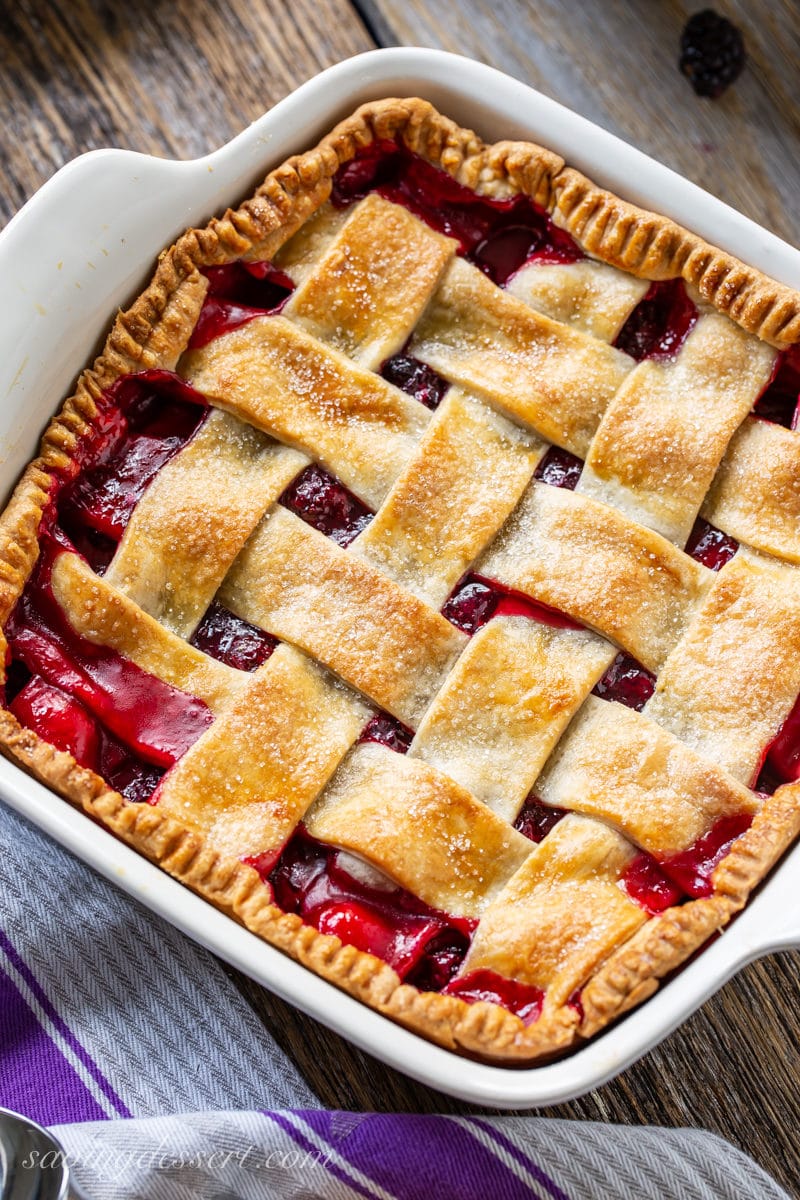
[2, 0, 799, 1194]
[0, 0, 373, 224]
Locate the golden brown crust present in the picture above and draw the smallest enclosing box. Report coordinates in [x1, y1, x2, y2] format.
[0, 96, 798, 1066]
[702, 418, 800, 564]
[579, 896, 730, 1037]
[549, 169, 800, 348]
[580, 783, 800, 1036]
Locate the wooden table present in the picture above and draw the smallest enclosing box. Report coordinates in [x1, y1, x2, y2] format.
[2, 1, 799, 1192]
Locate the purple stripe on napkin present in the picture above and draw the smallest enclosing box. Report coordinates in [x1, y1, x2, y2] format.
[301, 1110, 547, 1200]
[472, 1118, 571, 1200]
[0, 927, 130, 1121]
[0, 963, 107, 1124]
[265, 1111, 379, 1199]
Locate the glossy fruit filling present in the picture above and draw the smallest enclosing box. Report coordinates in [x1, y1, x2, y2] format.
[614, 279, 698, 361]
[331, 138, 583, 276]
[57, 370, 209, 573]
[621, 854, 684, 914]
[592, 652, 656, 712]
[380, 353, 450, 410]
[265, 828, 474, 986]
[534, 446, 584, 490]
[442, 970, 544, 1026]
[656, 813, 755, 898]
[190, 601, 278, 672]
[358, 712, 414, 754]
[442, 573, 583, 636]
[6, 531, 212, 796]
[4, 372, 218, 799]
[3, 140, 798, 1027]
[514, 796, 568, 844]
[753, 344, 800, 429]
[755, 692, 800, 795]
[684, 516, 740, 571]
[10, 675, 165, 803]
[280, 463, 373, 546]
[189, 261, 295, 349]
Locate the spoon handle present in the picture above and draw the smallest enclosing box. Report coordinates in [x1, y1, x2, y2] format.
[0, 1107, 71, 1200]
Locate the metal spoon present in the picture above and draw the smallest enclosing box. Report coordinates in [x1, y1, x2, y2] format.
[0, 1106, 86, 1200]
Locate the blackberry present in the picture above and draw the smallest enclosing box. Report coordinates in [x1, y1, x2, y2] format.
[679, 9, 746, 98]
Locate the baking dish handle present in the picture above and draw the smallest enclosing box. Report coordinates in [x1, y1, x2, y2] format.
[734, 853, 800, 959]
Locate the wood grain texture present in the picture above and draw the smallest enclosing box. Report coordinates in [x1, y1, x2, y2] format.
[362, 0, 800, 245]
[2, 0, 799, 1193]
[0, 0, 373, 224]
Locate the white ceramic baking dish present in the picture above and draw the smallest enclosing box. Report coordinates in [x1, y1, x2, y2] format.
[1, 48, 798, 1108]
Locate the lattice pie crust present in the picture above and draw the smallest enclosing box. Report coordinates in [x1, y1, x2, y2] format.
[1, 99, 799, 1064]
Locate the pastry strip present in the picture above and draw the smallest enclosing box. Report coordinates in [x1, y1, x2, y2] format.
[273, 202, 350, 285]
[50, 552, 244, 714]
[352, 389, 544, 608]
[105, 409, 307, 637]
[702, 417, 800, 564]
[156, 644, 368, 860]
[410, 615, 615, 821]
[506, 259, 648, 342]
[410, 256, 633, 456]
[645, 554, 800, 783]
[283, 194, 457, 370]
[305, 743, 532, 918]
[577, 312, 776, 545]
[536, 696, 760, 857]
[478, 482, 709, 671]
[458, 814, 646, 1008]
[219, 507, 467, 725]
[180, 316, 431, 509]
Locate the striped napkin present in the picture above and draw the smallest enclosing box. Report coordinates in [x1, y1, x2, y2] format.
[0, 799, 789, 1199]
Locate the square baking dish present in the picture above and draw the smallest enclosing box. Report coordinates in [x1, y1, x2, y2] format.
[1, 47, 799, 1108]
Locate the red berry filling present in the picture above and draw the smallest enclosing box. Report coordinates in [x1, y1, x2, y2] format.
[380, 354, 449, 410]
[440, 577, 497, 635]
[58, 371, 207, 564]
[656, 813, 754, 899]
[189, 601, 277, 672]
[621, 853, 684, 913]
[514, 796, 567, 843]
[593, 652, 656, 712]
[7, 532, 213, 768]
[10, 675, 165, 803]
[279, 464, 373, 546]
[64, 435, 191, 543]
[443, 969, 544, 1025]
[753, 344, 800, 428]
[442, 573, 583, 636]
[266, 828, 474, 983]
[534, 446, 584, 490]
[757, 692, 800, 793]
[3, 372, 217, 796]
[684, 516, 739, 570]
[51, 525, 117, 577]
[614, 279, 698, 362]
[472, 226, 582, 286]
[189, 261, 295, 349]
[331, 138, 582, 270]
[358, 712, 414, 754]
